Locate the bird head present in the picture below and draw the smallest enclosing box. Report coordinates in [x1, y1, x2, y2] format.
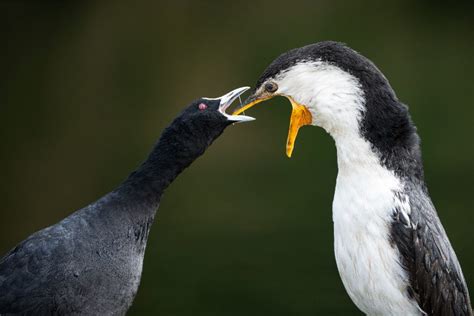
[234, 41, 400, 157]
[180, 85, 255, 131]
[160, 86, 255, 160]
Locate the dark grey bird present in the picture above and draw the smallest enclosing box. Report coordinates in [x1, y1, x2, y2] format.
[0, 87, 253, 315]
[234, 41, 472, 315]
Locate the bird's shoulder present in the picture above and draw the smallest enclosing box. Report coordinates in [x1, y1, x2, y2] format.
[0, 207, 99, 314]
[390, 184, 473, 316]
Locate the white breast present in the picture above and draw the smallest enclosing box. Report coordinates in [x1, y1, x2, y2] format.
[332, 135, 422, 315]
[277, 60, 424, 314]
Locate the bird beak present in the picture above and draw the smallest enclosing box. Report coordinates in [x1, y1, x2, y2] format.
[218, 86, 256, 123]
[233, 93, 312, 157]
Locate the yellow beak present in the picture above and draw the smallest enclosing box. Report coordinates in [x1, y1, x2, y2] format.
[233, 95, 312, 157]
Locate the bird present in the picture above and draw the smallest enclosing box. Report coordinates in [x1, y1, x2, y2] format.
[0, 86, 254, 315]
[233, 41, 472, 315]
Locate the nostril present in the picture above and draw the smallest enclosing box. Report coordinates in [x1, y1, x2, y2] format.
[198, 103, 207, 111]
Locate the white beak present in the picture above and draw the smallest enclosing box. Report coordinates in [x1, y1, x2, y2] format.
[217, 86, 256, 123]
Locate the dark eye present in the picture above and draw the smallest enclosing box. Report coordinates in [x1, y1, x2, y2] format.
[198, 103, 208, 111]
[264, 82, 278, 93]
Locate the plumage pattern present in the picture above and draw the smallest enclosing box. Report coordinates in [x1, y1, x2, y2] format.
[245, 41, 472, 315]
[392, 185, 472, 315]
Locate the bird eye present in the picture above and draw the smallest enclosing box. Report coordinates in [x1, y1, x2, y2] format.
[264, 82, 278, 93]
[198, 103, 208, 111]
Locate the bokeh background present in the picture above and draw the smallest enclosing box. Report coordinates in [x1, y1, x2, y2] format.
[1, 1, 473, 315]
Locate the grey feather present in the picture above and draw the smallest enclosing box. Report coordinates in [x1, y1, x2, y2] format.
[0, 96, 237, 315]
[0, 192, 157, 315]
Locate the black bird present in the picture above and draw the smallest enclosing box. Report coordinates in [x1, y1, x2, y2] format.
[234, 41, 472, 315]
[0, 87, 253, 315]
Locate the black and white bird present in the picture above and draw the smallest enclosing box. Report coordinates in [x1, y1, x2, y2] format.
[0, 87, 253, 315]
[234, 42, 472, 315]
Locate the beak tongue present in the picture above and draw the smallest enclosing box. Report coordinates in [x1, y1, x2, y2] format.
[286, 97, 312, 157]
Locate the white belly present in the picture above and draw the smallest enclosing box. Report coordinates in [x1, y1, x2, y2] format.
[332, 164, 421, 315]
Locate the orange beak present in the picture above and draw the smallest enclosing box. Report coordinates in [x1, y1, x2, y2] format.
[233, 94, 312, 157]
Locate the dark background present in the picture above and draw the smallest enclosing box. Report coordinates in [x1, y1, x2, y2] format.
[1, 1, 473, 315]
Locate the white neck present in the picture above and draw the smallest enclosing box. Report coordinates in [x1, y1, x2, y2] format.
[275, 60, 421, 314]
[331, 120, 421, 315]
[334, 131, 383, 174]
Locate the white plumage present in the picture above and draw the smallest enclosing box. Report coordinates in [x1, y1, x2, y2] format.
[276, 62, 422, 314]
[236, 41, 472, 315]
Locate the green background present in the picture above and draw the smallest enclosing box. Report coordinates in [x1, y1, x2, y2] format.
[1, 1, 473, 315]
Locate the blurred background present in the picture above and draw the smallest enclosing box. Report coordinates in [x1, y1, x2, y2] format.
[1, 1, 473, 315]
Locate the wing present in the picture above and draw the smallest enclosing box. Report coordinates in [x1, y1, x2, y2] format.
[0, 224, 74, 314]
[391, 186, 473, 316]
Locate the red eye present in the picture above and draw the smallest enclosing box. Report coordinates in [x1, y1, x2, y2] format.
[198, 103, 207, 111]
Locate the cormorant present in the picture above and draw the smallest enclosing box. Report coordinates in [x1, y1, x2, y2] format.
[234, 41, 472, 315]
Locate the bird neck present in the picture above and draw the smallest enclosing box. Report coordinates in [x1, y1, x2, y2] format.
[334, 100, 425, 182]
[116, 117, 208, 206]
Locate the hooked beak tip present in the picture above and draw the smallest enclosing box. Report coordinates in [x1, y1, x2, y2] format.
[218, 86, 250, 112]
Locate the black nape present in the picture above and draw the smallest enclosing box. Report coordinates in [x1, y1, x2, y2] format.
[360, 93, 425, 183]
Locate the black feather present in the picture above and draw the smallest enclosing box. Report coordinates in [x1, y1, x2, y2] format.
[0, 98, 233, 315]
[391, 183, 472, 315]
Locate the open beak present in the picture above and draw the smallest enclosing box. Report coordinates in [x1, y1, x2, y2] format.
[217, 86, 255, 123]
[233, 93, 312, 157]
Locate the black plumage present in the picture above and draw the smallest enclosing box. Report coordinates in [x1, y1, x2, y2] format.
[0, 91, 249, 315]
[391, 184, 472, 315]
